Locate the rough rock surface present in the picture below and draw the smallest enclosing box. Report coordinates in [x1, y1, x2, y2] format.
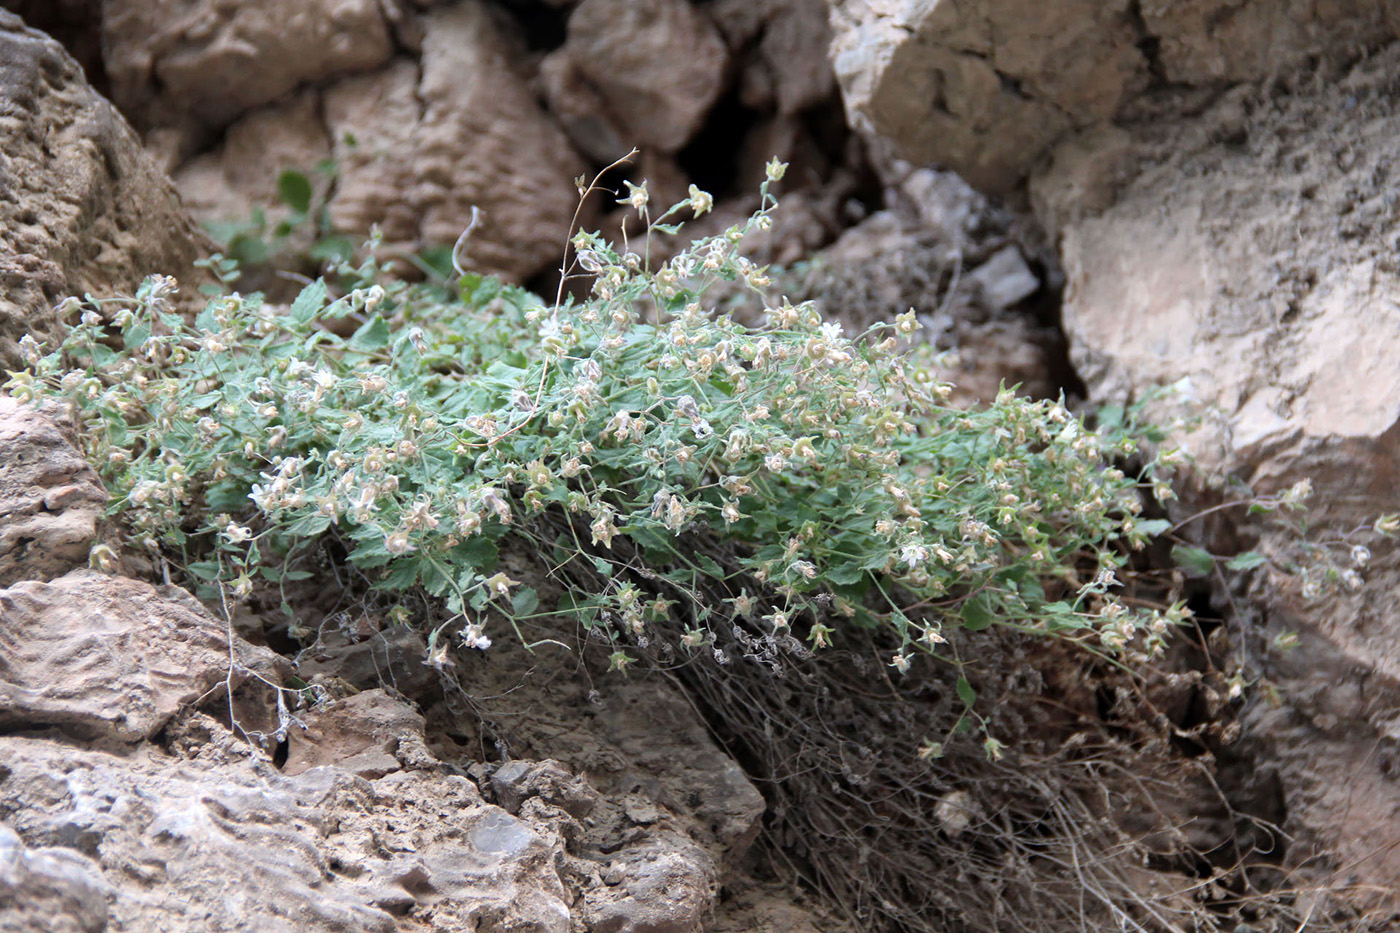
[830, 0, 1400, 192]
[544, 0, 728, 155]
[101, 0, 396, 144]
[1035, 51, 1400, 513]
[283, 689, 437, 779]
[0, 399, 106, 586]
[0, 823, 110, 933]
[0, 733, 573, 933]
[0, 10, 210, 370]
[321, 2, 582, 281]
[0, 571, 281, 743]
[1025, 35, 1400, 911]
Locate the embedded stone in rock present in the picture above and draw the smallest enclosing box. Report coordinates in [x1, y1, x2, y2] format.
[0, 10, 211, 371]
[0, 823, 110, 933]
[0, 734, 572, 932]
[101, 0, 395, 138]
[0, 571, 279, 742]
[555, 0, 728, 153]
[0, 399, 106, 586]
[491, 759, 600, 820]
[282, 689, 436, 779]
[970, 245, 1039, 310]
[323, 1, 582, 282]
[581, 837, 716, 933]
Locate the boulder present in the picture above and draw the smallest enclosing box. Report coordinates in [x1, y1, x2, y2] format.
[0, 571, 280, 742]
[829, 0, 1399, 193]
[101, 0, 396, 141]
[543, 0, 727, 155]
[0, 10, 210, 371]
[0, 733, 572, 932]
[322, 1, 583, 281]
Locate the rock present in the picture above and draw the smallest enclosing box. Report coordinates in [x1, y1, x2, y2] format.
[323, 1, 583, 281]
[0, 10, 211, 371]
[784, 211, 1061, 403]
[969, 245, 1039, 310]
[101, 0, 396, 140]
[710, 0, 836, 115]
[294, 622, 436, 698]
[283, 690, 436, 779]
[829, 0, 1398, 194]
[581, 838, 715, 933]
[0, 733, 573, 932]
[551, 0, 728, 154]
[1034, 47, 1400, 513]
[0, 399, 106, 586]
[1025, 43, 1400, 905]
[0, 571, 280, 742]
[490, 759, 599, 820]
[0, 823, 110, 933]
[171, 89, 332, 244]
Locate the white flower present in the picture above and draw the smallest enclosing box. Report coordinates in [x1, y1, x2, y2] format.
[618, 179, 649, 213]
[222, 523, 253, 544]
[688, 184, 713, 216]
[1351, 544, 1371, 568]
[384, 530, 416, 555]
[765, 157, 787, 182]
[900, 543, 928, 567]
[461, 623, 491, 651]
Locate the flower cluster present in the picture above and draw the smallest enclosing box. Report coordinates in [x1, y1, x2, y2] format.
[13, 170, 1181, 675]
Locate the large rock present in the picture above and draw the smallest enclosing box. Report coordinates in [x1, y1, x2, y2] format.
[0, 571, 280, 742]
[101, 0, 396, 141]
[0, 733, 572, 932]
[1034, 48, 1400, 526]
[830, 0, 1400, 193]
[322, 1, 583, 281]
[543, 0, 728, 155]
[0, 399, 106, 586]
[0, 10, 210, 371]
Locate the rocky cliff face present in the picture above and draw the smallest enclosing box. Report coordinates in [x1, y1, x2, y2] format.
[6, 0, 1400, 929]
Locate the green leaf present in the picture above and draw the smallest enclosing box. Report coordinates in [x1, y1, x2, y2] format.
[960, 594, 995, 632]
[1171, 544, 1216, 578]
[290, 279, 328, 325]
[349, 315, 391, 351]
[511, 587, 539, 617]
[1135, 518, 1172, 536]
[1225, 551, 1268, 571]
[592, 555, 614, 576]
[956, 676, 977, 708]
[277, 169, 313, 213]
[825, 562, 865, 587]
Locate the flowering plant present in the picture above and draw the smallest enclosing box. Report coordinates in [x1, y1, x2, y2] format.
[11, 164, 1183, 688]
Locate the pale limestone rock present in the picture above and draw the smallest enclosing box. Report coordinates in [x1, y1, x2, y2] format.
[0, 734, 573, 932]
[552, 0, 728, 154]
[282, 689, 436, 779]
[102, 0, 396, 137]
[0, 823, 110, 933]
[0, 571, 278, 742]
[0, 399, 106, 587]
[324, 2, 582, 281]
[829, 0, 1397, 193]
